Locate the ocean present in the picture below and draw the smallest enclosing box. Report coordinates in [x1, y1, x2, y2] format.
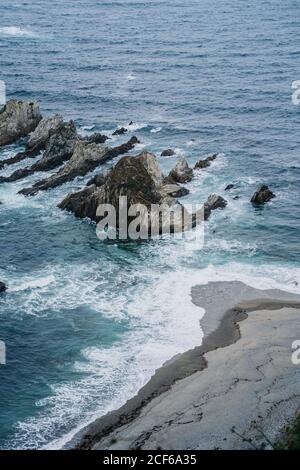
[0, 0, 300, 449]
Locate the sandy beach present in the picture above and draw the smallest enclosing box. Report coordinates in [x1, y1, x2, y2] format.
[74, 281, 300, 450]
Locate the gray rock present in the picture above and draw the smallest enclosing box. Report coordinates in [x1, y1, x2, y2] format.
[169, 158, 194, 183]
[251, 185, 275, 205]
[0, 121, 78, 183]
[19, 136, 139, 196]
[161, 149, 175, 157]
[0, 114, 64, 170]
[204, 194, 227, 220]
[158, 184, 189, 198]
[0, 100, 42, 146]
[27, 114, 63, 150]
[225, 183, 237, 191]
[80, 133, 109, 145]
[194, 154, 217, 170]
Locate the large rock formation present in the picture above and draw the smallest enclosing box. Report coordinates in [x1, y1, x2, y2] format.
[59, 152, 227, 238]
[251, 185, 275, 205]
[168, 158, 194, 183]
[19, 136, 139, 196]
[0, 100, 42, 146]
[0, 121, 78, 183]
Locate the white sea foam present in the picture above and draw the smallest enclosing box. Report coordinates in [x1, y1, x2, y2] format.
[150, 127, 162, 133]
[126, 72, 137, 81]
[0, 26, 38, 38]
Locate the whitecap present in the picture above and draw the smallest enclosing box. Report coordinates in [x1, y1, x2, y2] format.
[0, 26, 38, 38]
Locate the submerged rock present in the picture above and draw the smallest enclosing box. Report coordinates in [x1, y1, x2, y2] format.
[19, 136, 139, 196]
[194, 154, 217, 170]
[161, 149, 175, 157]
[0, 100, 42, 146]
[169, 158, 194, 183]
[251, 185, 275, 205]
[112, 127, 127, 136]
[0, 121, 78, 184]
[225, 183, 237, 191]
[0, 282, 7, 293]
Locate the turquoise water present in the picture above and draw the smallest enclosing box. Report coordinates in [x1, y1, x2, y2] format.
[0, 0, 300, 449]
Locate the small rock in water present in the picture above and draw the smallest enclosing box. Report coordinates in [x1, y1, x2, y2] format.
[251, 185, 275, 205]
[161, 149, 175, 157]
[112, 127, 127, 136]
[225, 183, 237, 191]
[0, 282, 7, 293]
[194, 154, 217, 170]
[204, 194, 227, 220]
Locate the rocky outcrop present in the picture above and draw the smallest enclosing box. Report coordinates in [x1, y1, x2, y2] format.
[0, 282, 7, 293]
[0, 114, 65, 169]
[204, 194, 227, 220]
[194, 154, 217, 170]
[59, 152, 226, 237]
[168, 158, 194, 183]
[161, 149, 175, 157]
[0, 121, 78, 184]
[251, 185, 275, 205]
[19, 136, 139, 196]
[27, 114, 63, 150]
[0, 100, 42, 146]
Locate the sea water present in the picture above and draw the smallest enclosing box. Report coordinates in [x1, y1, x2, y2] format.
[0, 0, 300, 449]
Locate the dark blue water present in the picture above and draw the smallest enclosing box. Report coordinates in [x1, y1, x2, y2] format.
[0, 0, 300, 449]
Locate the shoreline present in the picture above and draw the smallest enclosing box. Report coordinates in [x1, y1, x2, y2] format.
[71, 281, 300, 450]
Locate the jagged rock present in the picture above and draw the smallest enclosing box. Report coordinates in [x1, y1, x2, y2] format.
[251, 185, 275, 205]
[81, 133, 109, 144]
[169, 158, 193, 183]
[204, 194, 227, 220]
[161, 149, 175, 157]
[86, 173, 106, 187]
[27, 114, 63, 150]
[112, 127, 127, 136]
[0, 100, 42, 146]
[59, 152, 225, 238]
[0, 282, 7, 293]
[194, 154, 217, 170]
[0, 121, 78, 184]
[158, 184, 189, 198]
[19, 136, 139, 196]
[0, 114, 66, 169]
